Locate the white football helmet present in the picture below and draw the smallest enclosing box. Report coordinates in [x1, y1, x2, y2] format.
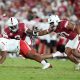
[6, 17, 19, 32]
[48, 15, 61, 26]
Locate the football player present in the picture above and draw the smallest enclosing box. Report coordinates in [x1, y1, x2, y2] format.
[0, 37, 52, 69]
[48, 15, 80, 70]
[4, 17, 53, 45]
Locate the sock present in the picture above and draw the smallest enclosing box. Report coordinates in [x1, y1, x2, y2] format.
[77, 63, 80, 66]
[41, 60, 48, 66]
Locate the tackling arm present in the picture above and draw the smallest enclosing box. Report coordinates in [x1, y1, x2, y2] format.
[38, 29, 52, 36]
[26, 26, 54, 36]
[26, 28, 33, 36]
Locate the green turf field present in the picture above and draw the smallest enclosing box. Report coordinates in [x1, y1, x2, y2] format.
[0, 58, 80, 80]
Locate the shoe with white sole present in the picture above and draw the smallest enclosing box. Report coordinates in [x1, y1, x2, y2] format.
[42, 63, 52, 69]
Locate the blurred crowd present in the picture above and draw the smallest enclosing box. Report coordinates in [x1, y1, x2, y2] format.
[0, 0, 80, 56]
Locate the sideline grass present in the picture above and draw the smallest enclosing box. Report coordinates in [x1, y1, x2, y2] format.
[0, 58, 80, 80]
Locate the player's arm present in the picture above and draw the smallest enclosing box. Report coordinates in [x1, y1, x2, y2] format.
[38, 27, 54, 36]
[0, 51, 7, 64]
[66, 21, 75, 31]
[2, 31, 8, 38]
[26, 26, 53, 36]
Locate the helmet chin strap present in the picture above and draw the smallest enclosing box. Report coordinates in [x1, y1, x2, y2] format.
[10, 28, 18, 32]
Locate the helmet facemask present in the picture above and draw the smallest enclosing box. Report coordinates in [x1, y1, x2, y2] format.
[50, 22, 57, 31]
[48, 15, 61, 31]
[9, 24, 18, 32]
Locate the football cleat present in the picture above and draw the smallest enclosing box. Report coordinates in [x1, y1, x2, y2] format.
[42, 63, 52, 69]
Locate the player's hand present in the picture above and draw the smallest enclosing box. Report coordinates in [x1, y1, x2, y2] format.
[57, 32, 68, 38]
[15, 35, 20, 40]
[2, 32, 8, 38]
[33, 26, 39, 36]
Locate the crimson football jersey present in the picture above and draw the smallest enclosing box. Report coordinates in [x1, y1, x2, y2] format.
[4, 23, 28, 40]
[55, 20, 77, 40]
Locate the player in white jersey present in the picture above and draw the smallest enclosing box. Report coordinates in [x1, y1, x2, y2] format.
[0, 37, 52, 69]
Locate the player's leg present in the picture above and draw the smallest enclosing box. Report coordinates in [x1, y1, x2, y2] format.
[41, 53, 53, 59]
[70, 37, 80, 58]
[20, 40, 52, 69]
[65, 39, 80, 63]
[65, 47, 79, 64]
[0, 51, 7, 64]
[41, 51, 67, 59]
[72, 49, 80, 58]
[65, 38, 80, 70]
[65, 47, 80, 70]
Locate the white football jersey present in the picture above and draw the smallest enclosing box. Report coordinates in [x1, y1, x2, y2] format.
[0, 38, 20, 53]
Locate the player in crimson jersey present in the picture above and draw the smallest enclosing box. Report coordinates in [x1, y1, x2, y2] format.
[1, 17, 57, 69]
[0, 37, 52, 69]
[47, 15, 80, 70]
[4, 17, 53, 45]
[4, 17, 32, 45]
